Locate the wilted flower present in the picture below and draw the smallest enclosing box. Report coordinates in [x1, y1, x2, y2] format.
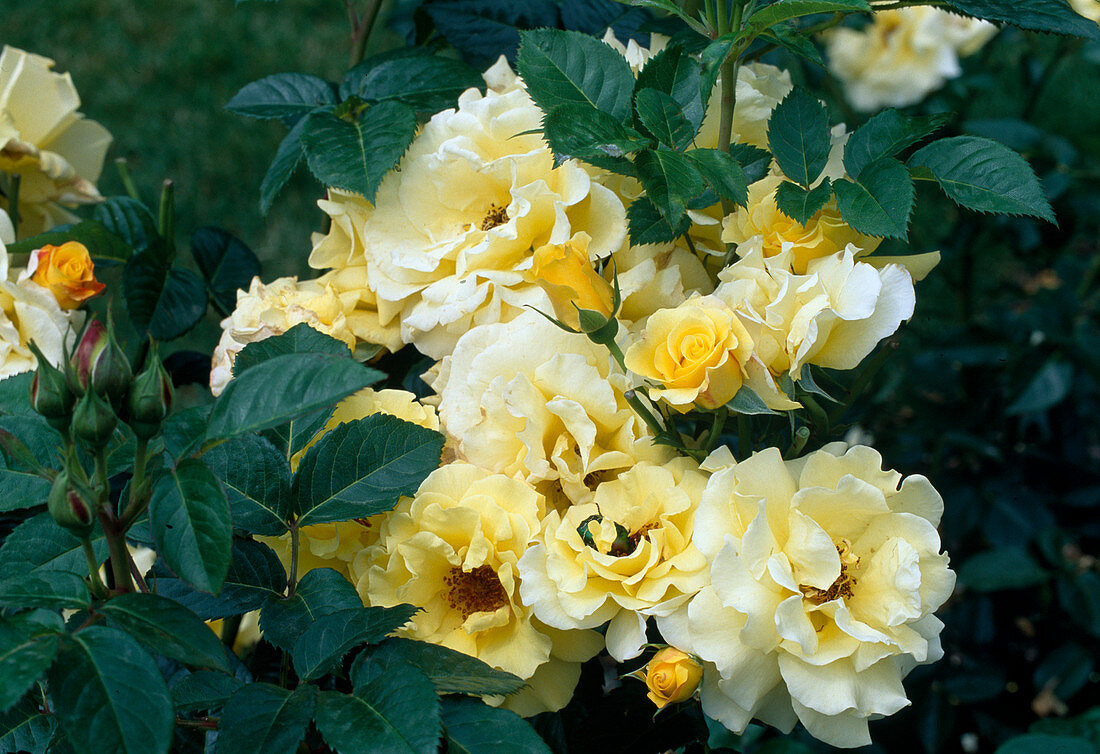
[0, 46, 112, 237]
[26, 241, 104, 309]
[658, 444, 955, 748]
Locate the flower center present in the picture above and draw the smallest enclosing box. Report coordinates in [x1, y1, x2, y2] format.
[479, 202, 509, 231]
[444, 565, 508, 619]
[800, 539, 860, 605]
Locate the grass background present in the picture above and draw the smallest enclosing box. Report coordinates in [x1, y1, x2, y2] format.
[4, 0, 401, 279]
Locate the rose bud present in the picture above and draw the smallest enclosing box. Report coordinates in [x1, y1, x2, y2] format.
[47, 470, 97, 537]
[643, 647, 703, 710]
[530, 233, 614, 331]
[126, 342, 173, 439]
[69, 318, 132, 402]
[28, 341, 74, 430]
[71, 389, 117, 448]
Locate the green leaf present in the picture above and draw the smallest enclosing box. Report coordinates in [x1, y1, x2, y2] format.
[995, 735, 1093, 754]
[171, 670, 243, 713]
[0, 698, 55, 754]
[93, 197, 159, 256]
[0, 416, 58, 513]
[727, 386, 782, 416]
[634, 146, 708, 225]
[294, 414, 445, 526]
[767, 87, 831, 187]
[743, 0, 870, 36]
[291, 605, 418, 681]
[687, 148, 750, 208]
[260, 568, 362, 653]
[908, 136, 1056, 223]
[0, 512, 107, 576]
[699, 36, 735, 117]
[517, 29, 636, 121]
[260, 118, 306, 215]
[98, 593, 229, 672]
[149, 459, 233, 593]
[843, 109, 951, 178]
[356, 638, 525, 697]
[314, 672, 440, 754]
[48, 626, 173, 754]
[761, 23, 826, 69]
[226, 73, 336, 123]
[626, 196, 691, 245]
[206, 352, 381, 441]
[1006, 358, 1074, 415]
[341, 55, 483, 113]
[833, 158, 915, 239]
[0, 571, 90, 610]
[202, 434, 291, 536]
[161, 404, 212, 462]
[122, 251, 207, 341]
[729, 143, 772, 184]
[775, 179, 833, 225]
[215, 684, 316, 754]
[636, 44, 705, 132]
[958, 548, 1048, 592]
[232, 322, 352, 374]
[943, 0, 1099, 38]
[146, 538, 286, 621]
[0, 372, 35, 416]
[300, 104, 417, 202]
[542, 104, 650, 175]
[635, 88, 695, 150]
[0, 617, 59, 713]
[190, 227, 261, 314]
[441, 696, 551, 754]
[6, 220, 131, 265]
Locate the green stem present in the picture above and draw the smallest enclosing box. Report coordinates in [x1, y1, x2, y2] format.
[704, 409, 727, 453]
[287, 521, 301, 596]
[7, 173, 20, 239]
[158, 180, 175, 260]
[102, 516, 133, 593]
[348, 0, 384, 69]
[83, 538, 108, 599]
[624, 389, 666, 438]
[785, 426, 811, 459]
[114, 158, 141, 202]
[801, 393, 830, 436]
[120, 437, 149, 528]
[736, 413, 751, 459]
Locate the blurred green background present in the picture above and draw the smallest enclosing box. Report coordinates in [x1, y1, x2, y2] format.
[3, 0, 400, 280]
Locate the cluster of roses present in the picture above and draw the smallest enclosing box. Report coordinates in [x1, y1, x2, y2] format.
[208, 22, 972, 747]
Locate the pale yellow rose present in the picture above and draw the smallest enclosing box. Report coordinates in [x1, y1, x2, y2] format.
[826, 9, 997, 112]
[26, 241, 104, 310]
[431, 310, 658, 508]
[643, 647, 704, 709]
[308, 60, 627, 360]
[658, 443, 955, 748]
[0, 209, 12, 245]
[625, 295, 754, 411]
[0, 235, 79, 378]
[698, 63, 794, 151]
[714, 241, 916, 382]
[1071, 0, 1100, 23]
[0, 47, 112, 237]
[358, 463, 600, 714]
[209, 276, 360, 396]
[721, 175, 881, 274]
[518, 457, 709, 661]
[529, 232, 614, 330]
[600, 29, 669, 75]
[613, 242, 713, 326]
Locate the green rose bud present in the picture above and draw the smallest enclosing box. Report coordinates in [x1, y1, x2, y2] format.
[71, 390, 117, 448]
[126, 341, 173, 439]
[28, 341, 74, 431]
[47, 470, 97, 537]
[68, 318, 132, 403]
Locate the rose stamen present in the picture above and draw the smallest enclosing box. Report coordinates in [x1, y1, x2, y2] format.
[443, 565, 508, 619]
[800, 539, 860, 605]
[479, 203, 508, 231]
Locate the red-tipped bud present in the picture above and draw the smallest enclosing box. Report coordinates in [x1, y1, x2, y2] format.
[28, 341, 74, 431]
[71, 390, 117, 448]
[68, 319, 132, 402]
[126, 341, 173, 440]
[47, 470, 97, 536]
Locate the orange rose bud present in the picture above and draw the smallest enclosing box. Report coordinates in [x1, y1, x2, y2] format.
[643, 647, 703, 709]
[31, 241, 106, 310]
[530, 233, 614, 330]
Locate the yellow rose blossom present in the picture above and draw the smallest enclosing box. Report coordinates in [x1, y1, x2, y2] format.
[358, 463, 601, 714]
[613, 241, 713, 326]
[1071, 0, 1100, 23]
[529, 232, 614, 330]
[209, 276, 360, 396]
[27, 241, 104, 310]
[206, 611, 262, 655]
[643, 647, 704, 709]
[624, 295, 754, 411]
[826, 9, 997, 112]
[721, 175, 881, 274]
[308, 58, 627, 360]
[658, 444, 955, 748]
[431, 310, 660, 508]
[518, 457, 709, 661]
[0, 47, 112, 237]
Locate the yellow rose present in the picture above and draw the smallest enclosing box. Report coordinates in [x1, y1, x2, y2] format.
[624, 294, 753, 411]
[0, 237, 79, 378]
[529, 233, 614, 330]
[1071, 0, 1100, 23]
[29, 241, 104, 310]
[721, 176, 881, 274]
[644, 647, 703, 709]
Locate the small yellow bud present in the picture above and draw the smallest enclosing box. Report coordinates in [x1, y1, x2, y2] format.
[529, 233, 614, 330]
[643, 647, 703, 709]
